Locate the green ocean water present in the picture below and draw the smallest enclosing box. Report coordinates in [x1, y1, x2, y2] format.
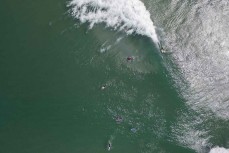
[0, 0, 228, 153]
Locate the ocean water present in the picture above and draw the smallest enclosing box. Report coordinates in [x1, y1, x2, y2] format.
[0, 0, 228, 153]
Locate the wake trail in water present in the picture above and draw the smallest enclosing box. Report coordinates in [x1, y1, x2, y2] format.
[68, 0, 159, 44]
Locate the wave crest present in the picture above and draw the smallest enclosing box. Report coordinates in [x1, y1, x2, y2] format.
[69, 0, 159, 43]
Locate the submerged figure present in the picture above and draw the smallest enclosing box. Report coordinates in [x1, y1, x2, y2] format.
[130, 128, 137, 133]
[115, 115, 123, 124]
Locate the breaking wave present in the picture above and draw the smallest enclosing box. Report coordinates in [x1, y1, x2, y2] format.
[68, 0, 159, 43]
[154, 0, 229, 152]
[163, 0, 229, 120]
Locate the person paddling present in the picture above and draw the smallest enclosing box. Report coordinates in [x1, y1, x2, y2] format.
[127, 56, 134, 61]
[107, 141, 112, 151]
[101, 85, 106, 90]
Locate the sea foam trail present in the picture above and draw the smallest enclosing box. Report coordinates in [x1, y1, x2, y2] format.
[69, 0, 159, 43]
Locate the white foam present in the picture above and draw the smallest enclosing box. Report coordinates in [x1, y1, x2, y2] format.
[69, 0, 159, 43]
[163, 0, 229, 119]
[160, 1, 229, 152]
[171, 111, 211, 153]
[209, 147, 229, 153]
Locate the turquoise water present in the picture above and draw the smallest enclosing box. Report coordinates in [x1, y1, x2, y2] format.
[0, 0, 228, 153]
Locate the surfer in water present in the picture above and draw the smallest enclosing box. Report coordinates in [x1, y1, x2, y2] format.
[101, 85, 106, 90]
[127, 56, 134, 62]
[158, 42, 166, 53]
[107, 141, 112, 151]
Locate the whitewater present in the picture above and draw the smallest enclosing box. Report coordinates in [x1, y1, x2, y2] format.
[69, 0, 159, 43]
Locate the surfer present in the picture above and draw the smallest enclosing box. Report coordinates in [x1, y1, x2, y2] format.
[127, 56, 134, 61]
[101, 85, 106, 90]
[107, 141, 112, 151]
[158, 42, 166, 53]
[161, 46, 165, 52]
